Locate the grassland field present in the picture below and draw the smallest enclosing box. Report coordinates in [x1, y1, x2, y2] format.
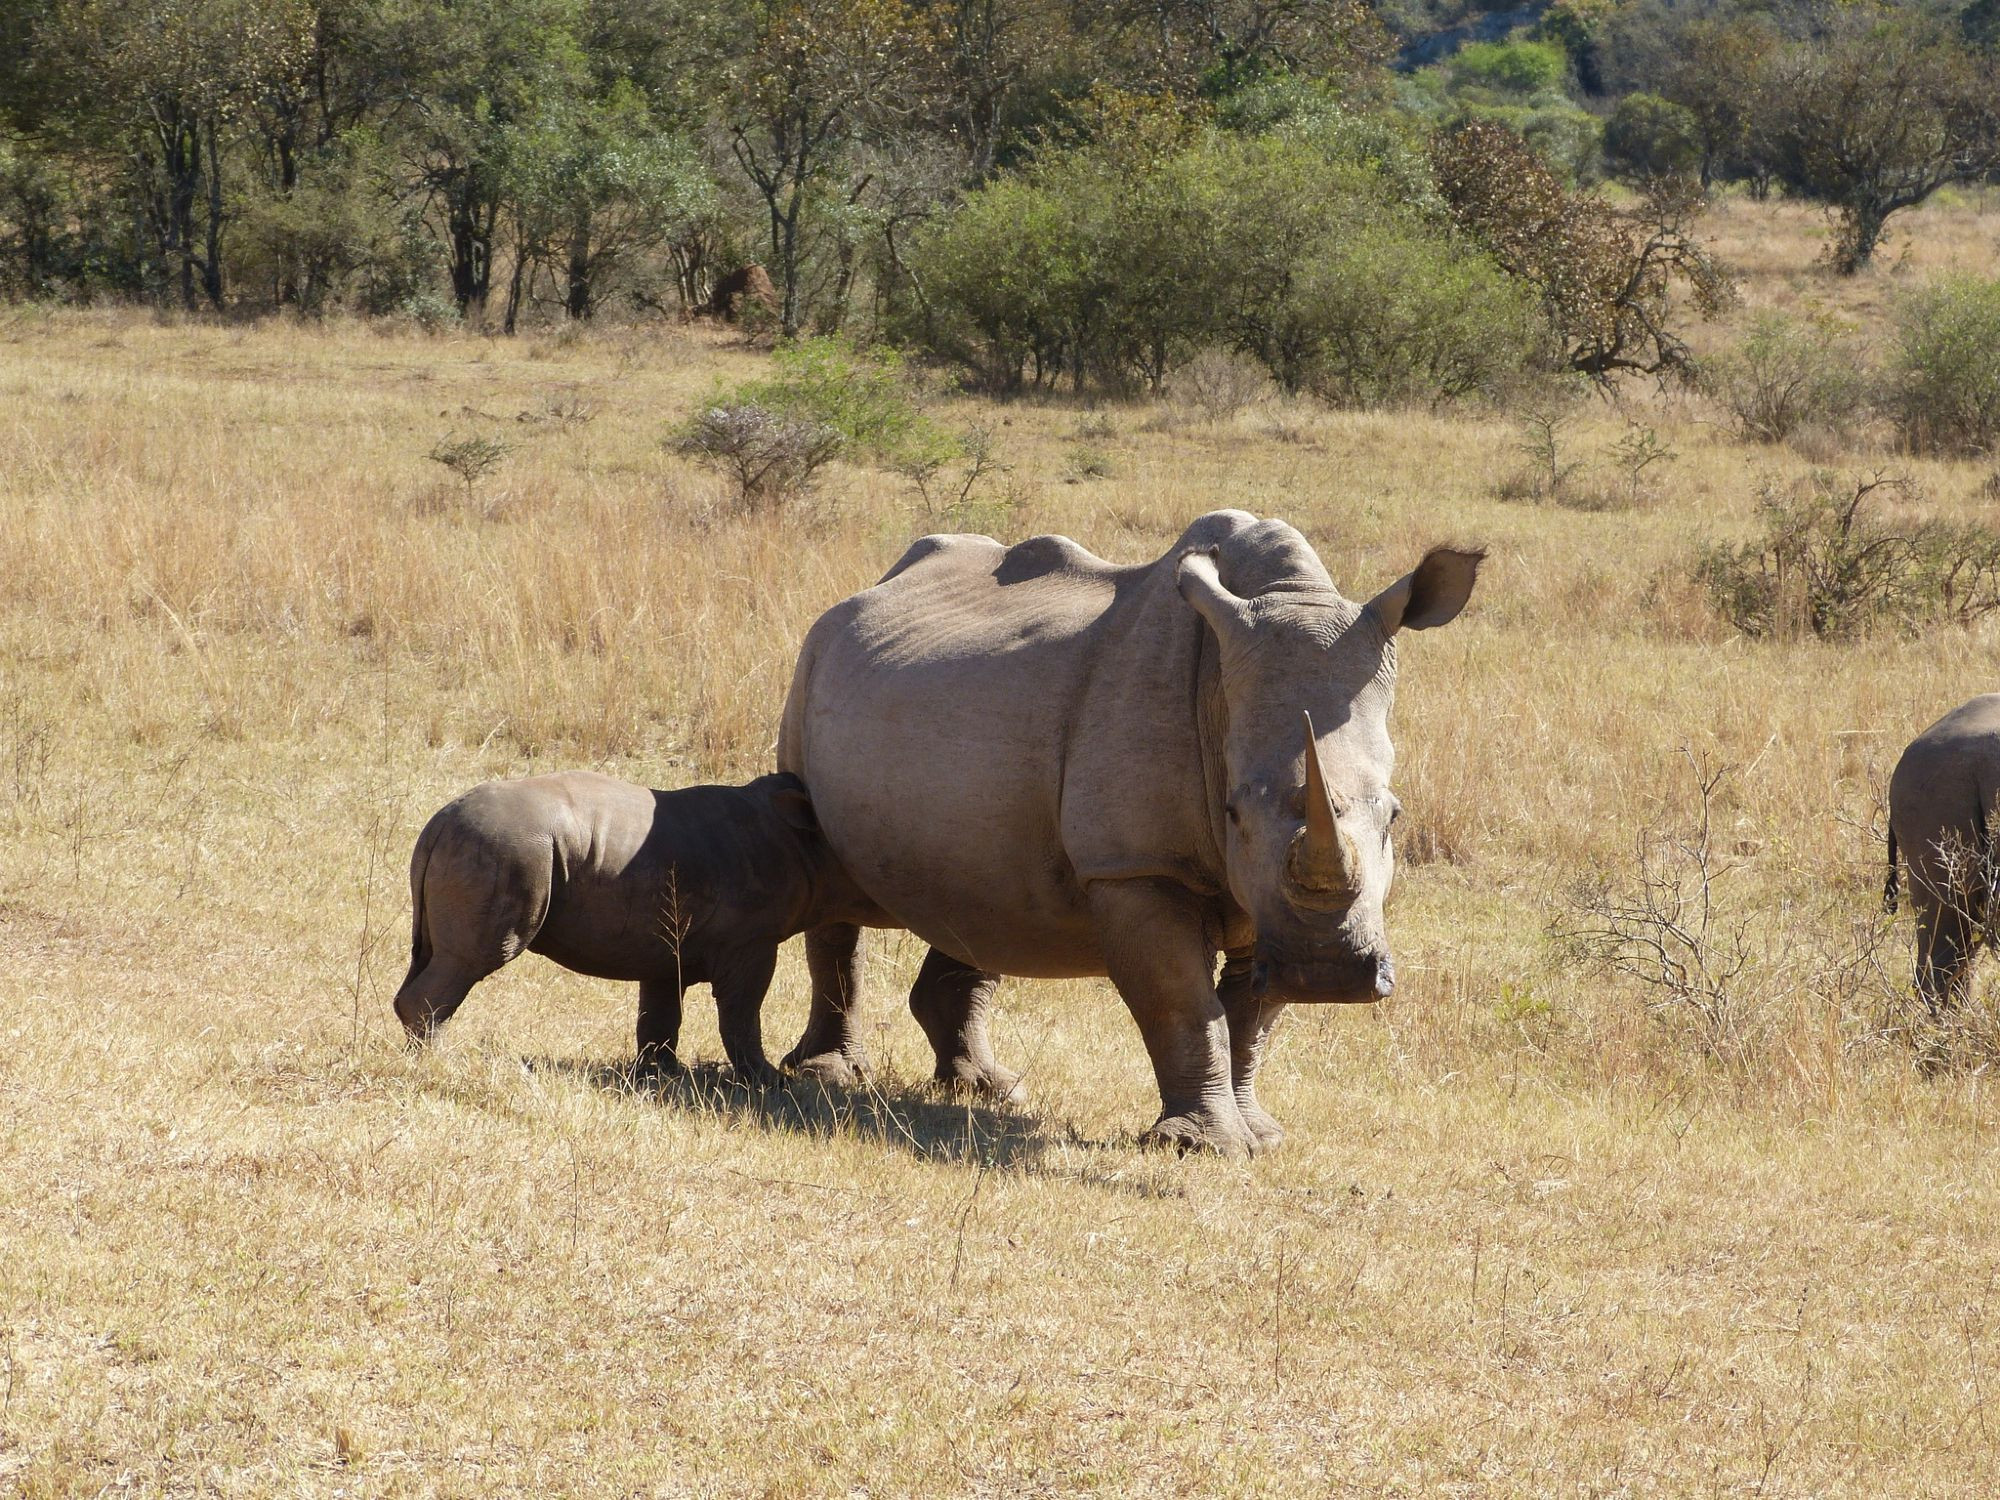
[5, 192, 2000, 1496]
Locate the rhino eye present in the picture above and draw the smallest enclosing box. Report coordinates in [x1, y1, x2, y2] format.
[1225, 798, 1242, 826]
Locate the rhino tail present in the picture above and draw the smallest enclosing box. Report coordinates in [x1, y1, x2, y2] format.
[1883, 824, 1899, 916]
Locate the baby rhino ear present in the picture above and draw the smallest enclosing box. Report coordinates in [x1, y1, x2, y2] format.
[1368, 547, 1485, 635]
[768, 774, 820, 833]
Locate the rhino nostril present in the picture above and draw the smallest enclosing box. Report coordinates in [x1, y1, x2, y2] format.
[1373, 956, 1396, 998]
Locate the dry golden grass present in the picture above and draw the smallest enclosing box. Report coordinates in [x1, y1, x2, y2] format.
[6, 204, 2000, 1496]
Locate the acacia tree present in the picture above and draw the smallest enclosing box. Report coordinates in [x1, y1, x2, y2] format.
[1084, 0, 1389, 97]
[236, 0, 414, 306]
[1760, 16, 2000, 273]
[727, 0, 943, 336]
[387, 0, 587, 319]
[928, 0, 1067, 175]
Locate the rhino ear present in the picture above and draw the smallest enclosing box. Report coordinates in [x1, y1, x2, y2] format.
[1368, 547, 1485, 635]
[768, 774, 819, 833]
[1177, 549, 1253, 647]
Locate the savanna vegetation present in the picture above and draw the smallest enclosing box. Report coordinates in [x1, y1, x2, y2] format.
[9, 0, 2000, 1492]
[7, 187, 2000, 1491]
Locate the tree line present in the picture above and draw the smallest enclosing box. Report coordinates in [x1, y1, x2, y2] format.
[0, 0, 1387, 331]
[1, 1, 1997, 393]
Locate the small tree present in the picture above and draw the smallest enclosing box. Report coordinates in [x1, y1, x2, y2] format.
[1657, 17, 1777, 193]
[1759, 17, 2000, 274]
[47, 0, 315, 309]
[1889, 275, 2000, 456]
[727, 0, 941, 337]
[505, 89, 716, 328]
[1602, 93, 1701, 185]
[1431, 120, 1732, 385]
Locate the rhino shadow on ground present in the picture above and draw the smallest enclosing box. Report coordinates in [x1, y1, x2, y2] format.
[524, 1056, 1057, 1169]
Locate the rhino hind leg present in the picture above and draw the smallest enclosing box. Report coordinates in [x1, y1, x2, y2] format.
[908, 947, 1020, 1100]
[1219, 954, 1286, 1149]
[1090, 880, 1258, 1158]
[1906, 830, 1987, 1016]
[782, 922, 873, 1085]
[1913, 881, 1979, 1016]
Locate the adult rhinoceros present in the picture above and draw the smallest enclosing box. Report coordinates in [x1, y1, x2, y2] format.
[778, 510, 1482, 1154]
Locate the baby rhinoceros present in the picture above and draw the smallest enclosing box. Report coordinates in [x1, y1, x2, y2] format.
[392, 771, 861, 1083]
[1887, 694, 2000, 1010]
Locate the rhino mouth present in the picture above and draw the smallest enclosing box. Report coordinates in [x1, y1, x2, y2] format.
[1251, 945, 1394, 1004]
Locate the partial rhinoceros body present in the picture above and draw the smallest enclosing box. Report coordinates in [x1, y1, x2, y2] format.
[1888, 693, 2000, 1009]
[779, 509, 1482, 1154]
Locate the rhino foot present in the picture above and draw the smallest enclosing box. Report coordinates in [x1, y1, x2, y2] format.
[936, 1058, 1023, 1102]
[732, 1056, 786, 1090]
[634, 1053, 687, 1090]
[1139, 1106, 1258, 1159]
[782, 1047, 874, 1087]
[1237, 1100, 1285, 1151]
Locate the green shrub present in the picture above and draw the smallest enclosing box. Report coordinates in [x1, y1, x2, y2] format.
[732, 337, 941, 464]
[1603, 94, 1702, 184]
[1890, 276, 2000, 456]
[1708, 312, 1867, 444]
[1449, 39, 1570, 95]
[673, 336, 946, 509]
[1281, 218, 1544, 407]
[898, 179, 1080, 392]
[904, 122, 1537, 405]
[394, 290, 462, 334]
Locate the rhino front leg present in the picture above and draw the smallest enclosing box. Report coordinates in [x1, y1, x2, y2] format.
[1218, 951, 1286, 1150]
[782, 922, 873, 1085]
[1090, 880, 1257, 1158]
[908, 946, 1020, 1100]
[635, 979, 685, 1081]
[713, 946, 783, 1088]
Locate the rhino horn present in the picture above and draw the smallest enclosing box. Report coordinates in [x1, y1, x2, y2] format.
[1290, 711, 1359, 900]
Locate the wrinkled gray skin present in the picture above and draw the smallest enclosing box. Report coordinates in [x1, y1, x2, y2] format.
[392, 771, 867, 1081]
[778, 510, 1482, 1155]
[1887, 694, 2000, 1010]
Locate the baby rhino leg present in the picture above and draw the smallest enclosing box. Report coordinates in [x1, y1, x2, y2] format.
[712, 946, 782, 1088]
[635, 980, 685, 1081]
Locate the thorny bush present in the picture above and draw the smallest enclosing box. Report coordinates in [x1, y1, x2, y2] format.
[1696, 472, 2000, 639]
[1555, 750, 1904, 1072]
[674, 404, 843, 511]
